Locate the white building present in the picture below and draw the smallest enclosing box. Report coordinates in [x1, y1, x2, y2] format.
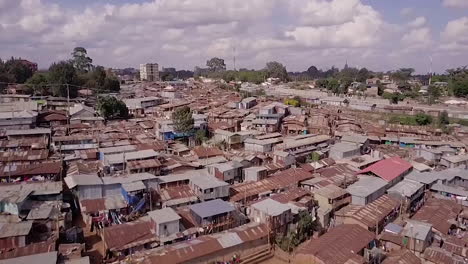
[140, 63, 160, 81]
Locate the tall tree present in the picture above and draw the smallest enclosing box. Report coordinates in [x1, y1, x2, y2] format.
[356, 68, 370, 82]
[4, 59, 33, 83]
[266, 61, 288, 82]
[306, 65, 320, 79]
[447, 67, 468, 97]
[172, 106, 194, 134]
[48, 61, 79, 97]
[71, 47, 93, 73]
[25, 72, 49, 95]
[206, 57, 226, 72]
[97, 96, 128, 119]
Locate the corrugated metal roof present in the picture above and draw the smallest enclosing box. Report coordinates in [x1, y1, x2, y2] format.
[357, 156, 412, 182]
[216, 233, 242, 248]
[0, 251, 57, 264]
[189, 199, 235, 219]
[148, 207, 181, 224]
[0, 222, 33, 238]
[122, 181, 146, 192]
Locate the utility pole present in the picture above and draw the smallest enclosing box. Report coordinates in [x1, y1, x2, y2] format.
[66, 84, 70, 135]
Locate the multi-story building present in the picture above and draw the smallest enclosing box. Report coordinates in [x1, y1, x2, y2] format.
[140, 63, 159, 81]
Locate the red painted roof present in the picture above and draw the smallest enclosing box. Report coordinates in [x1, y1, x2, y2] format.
[357, 156, 412, 182]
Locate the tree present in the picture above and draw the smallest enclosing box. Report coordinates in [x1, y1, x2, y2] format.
[4, 59, 33, 83]
[97, 96, 128, 119]
[415, 113, 432, 126]
[103, 77, 120, 92]
[195, 130, 208, 144]
[447, 67, 468, 97]
[206, 57, 226, 72]
[438, 110, 450, 126]
[266, 61, 289, 82]
[284, 98, 300, 107]
[48, 61, 79, 97]
[356, 68, 370, 82]
[172, 106, 194, 133]
[90, 66, 107, 87]
[427, 85, 441, 105]
[25, 72, 49, 95]
[71, 47, 93, 73]
[306, 65, 320, 79]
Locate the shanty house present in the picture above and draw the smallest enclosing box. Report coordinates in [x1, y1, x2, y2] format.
[189, 199, 235, 227]
[249, 198, 293, 234]
[357, 156, 412, 187]
[207, 161, 243, 183]
[440, 154, 468, 169]
[0, 222, 33, 249]
[329, 142, 361, 160]
[148, 207, 181, 241]
[401, 220, 433, 253]
[346, 176, 388, 205]
[64, 174, 103, 200]
[294, 224, 375, 264]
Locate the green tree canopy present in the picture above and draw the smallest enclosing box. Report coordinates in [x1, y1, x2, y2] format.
[206, 57, 226, 72]
[415, 113, 433, 126]
[266, 61, 289, 82]
[97, 96, 128, 119]
[71, 47, 93, 73]
[25, 72, 49, 95]
[172, 106, 194, 133]
[438, 110, 450, 126]
[48, 61, 79, 97]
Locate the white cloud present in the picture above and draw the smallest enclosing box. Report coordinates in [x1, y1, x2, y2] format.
[443, 0, 468, 8]
[440, 17, 468, 51]
[0, 0, 466, 73]
[400, 7, 413, 16]
[401, 27, 432, 52]
[408, 17, 426, 28]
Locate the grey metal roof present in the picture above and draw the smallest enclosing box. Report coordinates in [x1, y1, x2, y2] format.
[148, 207, 181, 224]
[26, 202, 54, 220]
[105, 149, 159, 165]
[346, 176, 388, 198]
[5, 128, 50, 136]
[189, 199, 235, 218]
[442, 154, 468, 163]
[401, 220, 432, 241]
[101, 173, 157, 185]
[216, 232, 243, 248]
[190, 175, 229, 189]
[330, 142, 360, 152]
[99, 145, 138, 154]
[387, 179, 423, 198]
[431, 183, 468, 197]
[341, 134, 369, 144]
[384, 223, 403, 234]
[64, 174, 102, 189]
[0, 221, 33, 238]
[209, 161, 243, 172]
[0, 251, 57, 264]
[122, 181, 146, 192]
[250, 198, 291, 216]
[405, 168, 468, 184]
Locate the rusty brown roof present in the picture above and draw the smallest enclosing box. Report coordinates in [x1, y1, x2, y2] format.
[411, 198, 462, 234]
[296, 224, 375, 264]
[0, 162, 61, 178]
[230, 168, 313, 202]
[192, 146, 223, 159]
[335, 195, 400, 229]
[103, 219, 156, 251]
[382, 249, 421, 264]
[0, 237, 56, 260]
[424, 247, 466, 264]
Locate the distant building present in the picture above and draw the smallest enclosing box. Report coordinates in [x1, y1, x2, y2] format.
[140, 63, 160, 81]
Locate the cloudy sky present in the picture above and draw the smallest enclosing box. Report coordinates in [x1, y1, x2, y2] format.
[1, 0, 468, 73]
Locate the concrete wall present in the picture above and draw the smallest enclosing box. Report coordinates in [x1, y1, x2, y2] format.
[157, 220, 180, 238]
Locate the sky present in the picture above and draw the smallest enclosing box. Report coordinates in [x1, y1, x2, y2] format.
[1, 0, 468, 73]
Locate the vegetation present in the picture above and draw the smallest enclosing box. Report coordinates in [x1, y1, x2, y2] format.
[0, 57, 34, 91]
[389, 113, 433, 126]
[275, 212, 318, 252]
[97, 96, 129, 119]
[206, 57, 226, 72]
[447, 67, 468, 97]
[71, 47, 93, 73]
[266, 61, 289, 82]
[24, 47, 120, 97]
[284, 98, 301, 107]
[172, 106, 194, 134]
